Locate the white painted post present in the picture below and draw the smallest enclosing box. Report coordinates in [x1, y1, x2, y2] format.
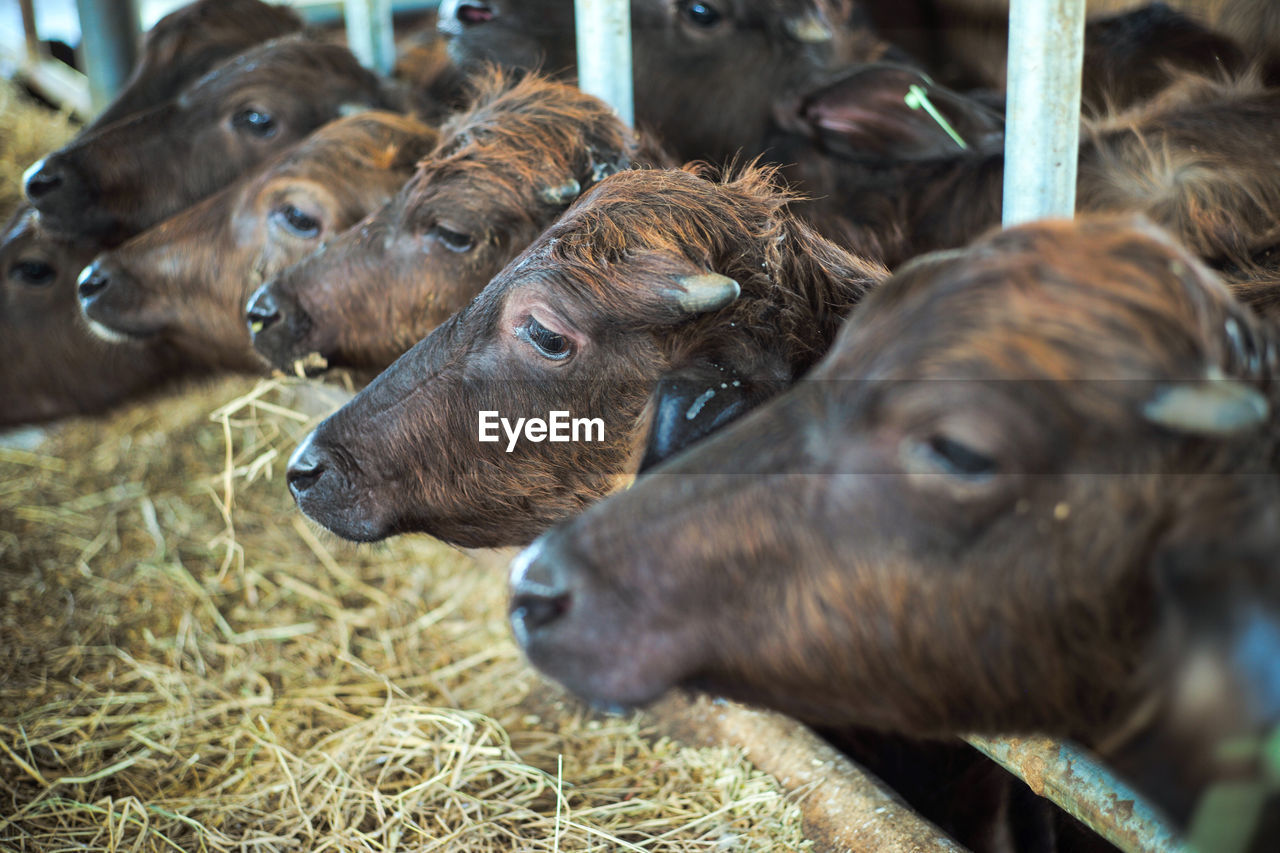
[344, 0, 396, 75]
[1002, 0, 1087, 225]
[574, 0, 634, 127]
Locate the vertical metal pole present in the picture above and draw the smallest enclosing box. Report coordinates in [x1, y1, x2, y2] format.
[574, 0, 634, 127]
[74, 0, 140, 115]
[19, 0, 40, 58]
[1002, 0, 1086, 225]
[344, 0, 396, 75]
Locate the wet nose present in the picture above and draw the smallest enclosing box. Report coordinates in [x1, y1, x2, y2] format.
[509, 537, 573, 641]
[287, 432, 329, 498]
[23, 159, 63, 201]
[246, 286, 281, 336]
[76, 262, 111, 301]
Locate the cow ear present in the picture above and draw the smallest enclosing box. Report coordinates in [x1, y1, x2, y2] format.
[792, 63, 1004, 161]
[639, 361, 782, 473]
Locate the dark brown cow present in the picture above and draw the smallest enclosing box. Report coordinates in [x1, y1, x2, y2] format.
[248, 71, 665, 374]
[285, 165, 886, 546]
[771, 64, 1280, 267]
[508, 216, 1280, 830]
[436, 0, 897, 163]
[87, 0, 303, 133]
[22, 36, 392, 244]
[0, 209, 184, 427]
[76, 112, 437, 374]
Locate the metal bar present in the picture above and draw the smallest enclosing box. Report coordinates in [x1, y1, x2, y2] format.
[1001, 0, 1086, 225]
[964, 735, 1188, 853]
[652, 695, 970, 852]
[574, 0, 634, 127]
[74, 0, 140, 115]
[343, 0, 396, 75]
[19, 0, 40, 58]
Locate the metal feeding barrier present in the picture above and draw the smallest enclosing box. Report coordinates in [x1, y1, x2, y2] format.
[13, 0, 1185, 849]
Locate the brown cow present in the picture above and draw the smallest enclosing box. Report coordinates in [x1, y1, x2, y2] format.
[22, 36, 393, 244]
[87, 0, 303, 133]
[0, 210, 185, 427]
[508, 215, 1280, 830]
[284, 164, 886, 546]
[76, 112, 437, 374]
[247, 70, 665, 374]
[0, 0, 301, 427]
[436, 0, 898, 163]
[771, 64, 1280, 268]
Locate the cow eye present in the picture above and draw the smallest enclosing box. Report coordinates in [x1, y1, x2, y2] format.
[919, 435, 997, 480]
[432, 224, 475, 253]
[520, 317, 572, 360]
[232, 108, 277, 137]
[679, 0, 723, 27]
[272, 204, 322, 238]
[9, 259, 57, 286]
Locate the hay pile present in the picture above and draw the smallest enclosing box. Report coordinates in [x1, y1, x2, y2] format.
[0, 79, 77, 220]
[0, 375, 810, 851]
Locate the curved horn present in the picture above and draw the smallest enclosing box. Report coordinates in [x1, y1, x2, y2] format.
[538, 178, 582, 206]
[785, 12, 833, 44]
[665, 273, 741, 315]
[1142, 379, 1269, 436]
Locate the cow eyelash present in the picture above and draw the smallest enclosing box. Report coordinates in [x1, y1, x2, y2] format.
[431, 224, 475, 253]
[519, 317, 573, 361]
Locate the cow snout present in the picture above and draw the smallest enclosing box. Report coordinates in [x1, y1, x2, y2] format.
[23, 156, 90, 229]
[247, 282, 318, 372]
[286, 433, 328, 497]
[245, 286, 281, 334]
[508, 536, 574, 644]
[76, 262, 111, 301]
[23, 159, 62, 200]
[438, 0, 497, 35]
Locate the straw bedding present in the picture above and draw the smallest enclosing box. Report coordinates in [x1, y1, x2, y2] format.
[0, 375, 810, 851]
[0, 83, 810, 851]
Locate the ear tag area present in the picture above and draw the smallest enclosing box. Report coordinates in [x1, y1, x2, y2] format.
[639, 364, 780, 472]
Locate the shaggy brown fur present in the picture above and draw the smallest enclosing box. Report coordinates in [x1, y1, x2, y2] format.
[286, 163, 886, 547]
[776, 65, 1280, 272]
[251, 69, 668, 373]
[512, 214, 1280, 831]
[24, 36, 392, 244]
[78, 112, 437, 374]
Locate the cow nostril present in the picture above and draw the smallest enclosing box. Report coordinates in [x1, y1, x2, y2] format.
[23, 161, 62, 201]
[287, 457, 325, 494]
[511, 591, 571, 633]
[77, 266, 110, 300]
[286, 434, 328, 498]
[509, 540, 575, 638]
[246, 288, 282, 336]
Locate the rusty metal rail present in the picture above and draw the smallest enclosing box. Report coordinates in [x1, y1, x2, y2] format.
[965, 735, 1189, 853]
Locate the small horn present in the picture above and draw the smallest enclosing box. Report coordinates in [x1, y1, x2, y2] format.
[1143, 379, 1269, 436]
[665, 273, 740, 315]
[538, 178, 582, 206]
[785, 12, 833, 44]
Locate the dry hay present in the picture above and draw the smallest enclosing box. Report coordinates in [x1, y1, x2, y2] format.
[0, 79, 77, 222]
[0, 374, 810, 852]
